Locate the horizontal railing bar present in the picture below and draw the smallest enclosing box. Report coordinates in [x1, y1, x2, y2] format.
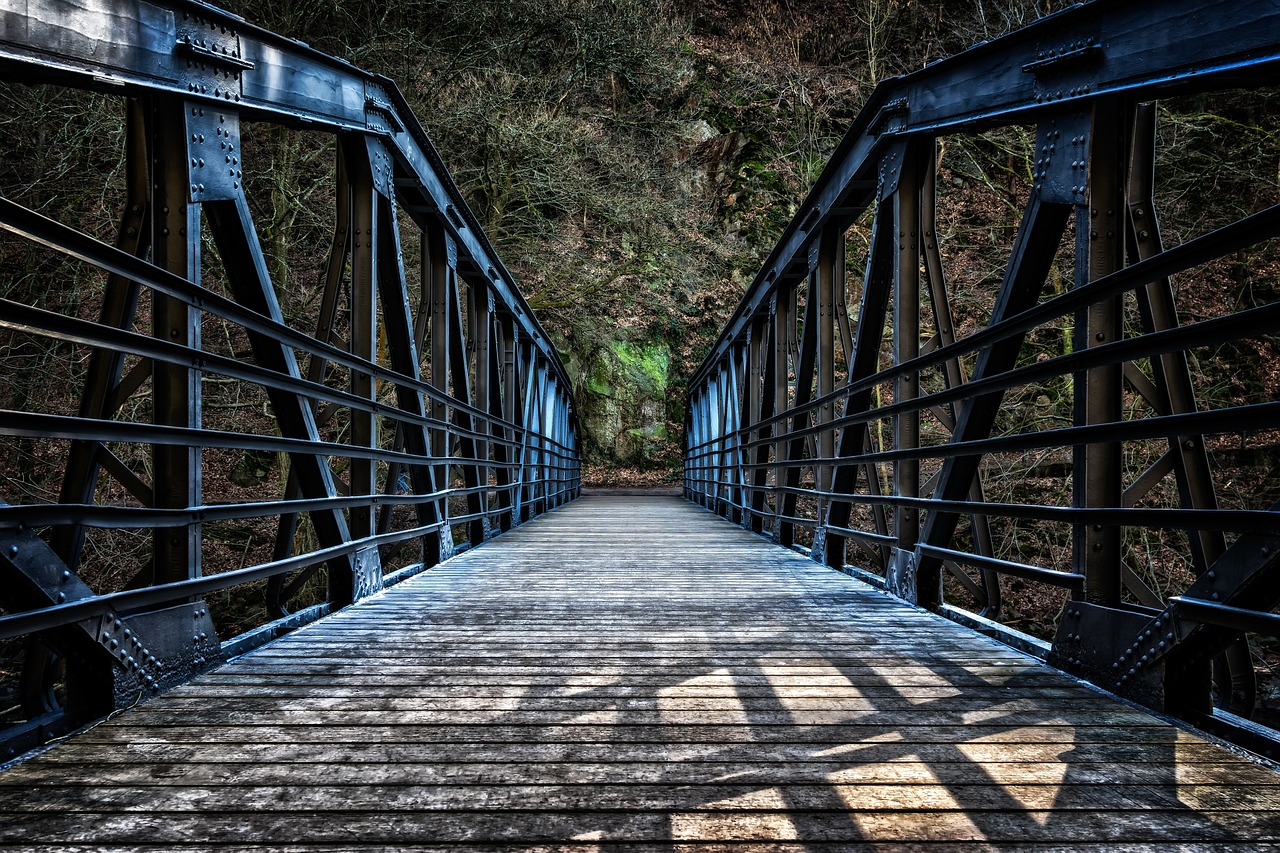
[690, 0, 1280, 388]
[1169, 596, 1280, 637]
[689, 400, 1280, 468]
[0, 297, 534, 452]
[917, 544, 1085, 591]
[683, 475, 1280, 535]
[0, 475, 576, 530]
[0, 519, 443, 641]
[690, 204, 1280, 445]
[0, 0, 572, 390]
[824, 524, 896, 546]
[0, 197, 576, 445]
[0, 409, 578, 470]
[0, 472, 580, 642]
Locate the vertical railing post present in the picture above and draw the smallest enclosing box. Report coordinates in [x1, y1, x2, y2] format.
[1074, 100, 1127, 606]
[425, 224, 455, 558]
[812, 226, 840, 562]
[347, 138, 378, 549]
[743, 319, 762, 529]
[150, 97, 202, 588]
[893, 146, 922, 568]
[773, 284, 796, 542]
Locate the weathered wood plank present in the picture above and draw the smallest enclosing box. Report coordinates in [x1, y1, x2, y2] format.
[1, 495, 1278, 847]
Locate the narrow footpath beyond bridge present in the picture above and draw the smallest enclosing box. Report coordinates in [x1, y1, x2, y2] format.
[1, 495, 1278, 848]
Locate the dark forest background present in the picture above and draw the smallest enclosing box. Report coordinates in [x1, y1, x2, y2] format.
[200, 0, 1091, 485]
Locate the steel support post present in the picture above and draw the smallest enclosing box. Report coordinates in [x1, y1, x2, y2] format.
[347, 139, 378, 545]
[424, 224, 455, 556]
[920, 144, 999, 613]
[447, 277, 483, 546]
[150, 98, 202, 587]
[780, 280, 819, 545]
[491, 315, 514, 530]
[358, 138, 445, 570]
[772, 290, 793, 534]
[743, 317, 763, 529]
[517, 345, 537, 519]
[1074, 99, 1127, 606]
[473, 290, 495, 524]
[893, 148, 922, 558]
[269, 147, 354, 614]
[1123, 104, 1253, 714]
[708, 369, 723, 515]
[812, 227, 840, 562]
[749, 315, 776, 533]
[1126, 104, 1225, 574]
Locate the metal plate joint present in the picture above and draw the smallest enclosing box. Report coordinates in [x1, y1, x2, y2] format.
[1032, 112, 1089, 204]
[364, 82, 405, 134]
[352, 546, 384, 602]
[886, 547, 917, 603]
[186, 104, 242, 203]
[1025, 36, 1102, 106]
[174, 12, 251, 102]
[364, 137, 394, 198]
[1050, 600, 1163, 705]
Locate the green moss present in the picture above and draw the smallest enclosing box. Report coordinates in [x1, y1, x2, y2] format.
[610, 340, 669, 395]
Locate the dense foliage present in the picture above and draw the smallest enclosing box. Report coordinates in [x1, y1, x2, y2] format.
[211, 0, 1083, 484]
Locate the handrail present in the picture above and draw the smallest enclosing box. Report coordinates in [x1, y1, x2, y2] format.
[684, 0, 1280, 757]
[0, 0, 581, 757]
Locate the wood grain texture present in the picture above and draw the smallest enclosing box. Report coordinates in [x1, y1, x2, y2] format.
[2, 495, 1279, 848]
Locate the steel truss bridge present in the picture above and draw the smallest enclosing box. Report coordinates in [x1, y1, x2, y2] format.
[1, 0, 1279, 845]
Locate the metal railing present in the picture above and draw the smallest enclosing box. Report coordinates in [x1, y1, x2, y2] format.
[0, 0, 580, 756]
[685, 0, 1280, 756]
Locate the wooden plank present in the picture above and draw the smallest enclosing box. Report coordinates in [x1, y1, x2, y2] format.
[1, 495, 1278, 847]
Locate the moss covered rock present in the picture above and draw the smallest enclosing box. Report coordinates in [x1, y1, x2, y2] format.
[581, 339, 673, 466]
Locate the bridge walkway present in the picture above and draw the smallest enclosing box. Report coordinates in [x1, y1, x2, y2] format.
[1, 495, 1279, 847]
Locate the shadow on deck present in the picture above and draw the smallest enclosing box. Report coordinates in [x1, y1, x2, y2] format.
[1, 495, 1278, 848]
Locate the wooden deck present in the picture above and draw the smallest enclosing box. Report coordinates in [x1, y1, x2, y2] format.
[2, 495, 1280, 849]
